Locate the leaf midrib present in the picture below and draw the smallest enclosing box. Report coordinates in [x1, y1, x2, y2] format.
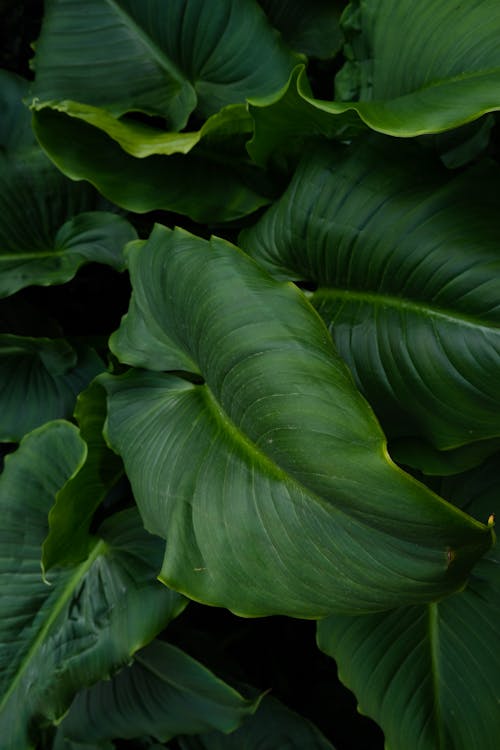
[312, 287, 500, 330]
[0, 250, 67, 260]
[428, 602, 445, 748]
[0, 538, 107, 712]
[201, 383, 391, 524]
[104, 0, 186, 84]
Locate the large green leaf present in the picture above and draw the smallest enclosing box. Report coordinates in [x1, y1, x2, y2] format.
[61, 640, 259, 744]
[32, 0, 300, 128]
[249, 0, 500, 163]
[29, 0, 297, 223]
[317, 456, 500, 750]
[42, 381, 124, 573]
[0, 335, 103, 441]
[0, 420, 186, 750]
[240, 137, 500, 449]
[179, 693, 336, 749]
[100, 225, 492, 618]
[32, 108, 274, 223]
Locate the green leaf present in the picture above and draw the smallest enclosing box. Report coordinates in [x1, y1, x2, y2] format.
[248, 66, 362, 168]
[240, 137, 500, 449]
[0, 420, 186, 750]
[0, 335, 104, 441]
[317, 457, 500, 750]
[179, 693, 336, 749]
[42, 381, 124, 573]
[0, 70, 136, 297]
[335, 0, 500, 133]
[0, 149, 136, 298]
[100, 225, 492, 618]
[61, 640, 260, 744]
[250, 0, 500, 162]
[258, 0, 344, 59]
[32, 101, 253, 159]
[32, 0, 300, 128]
[32, 109, 274, 223]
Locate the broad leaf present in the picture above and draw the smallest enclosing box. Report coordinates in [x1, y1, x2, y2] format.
[0, 420, 186, 750]
[61, 640, 259, 744]
[32, 109, 274, 223]
[42, 381, 124, 573]
[317, 456, 500, 750]
[179, 693, 336, 749]
[249, 0, 500, 163]
[32, 0, 300, 128]
[0, 335, 103, 441]
[100, 225, 492, 618]
[240, 138, 500, 449]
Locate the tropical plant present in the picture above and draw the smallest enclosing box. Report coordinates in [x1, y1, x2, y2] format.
[0, 1, 499, 748]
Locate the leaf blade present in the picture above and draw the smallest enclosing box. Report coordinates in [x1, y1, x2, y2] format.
[101, 226, 492, 617]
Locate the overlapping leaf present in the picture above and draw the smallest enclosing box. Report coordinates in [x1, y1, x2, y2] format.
[100, 225, 492, 618]
[32, 107, 275, 223]
[61, 640, 260, 744]
[0, 420, 186, 750]
[0, 335, 103, 441]
[0, 70, 136, 297]
[42, 381, 124, 573]
[32, 0, 300, 128]
[249, 0, 500, 164]
[241, 137, 500, 449]
[317, 456, 500, 750]
[30, 0, 298, 222]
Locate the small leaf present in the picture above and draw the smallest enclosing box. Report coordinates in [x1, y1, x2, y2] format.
[0, 335, 104, 441]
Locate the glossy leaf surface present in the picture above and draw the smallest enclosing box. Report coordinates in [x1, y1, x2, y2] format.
[32, 0, 299, 127]
[0, 336, 103, 441]
[0, 421, 186, 750]
[317, 456, 500, 750]
[62, 640, 259, 743]
[241, 138, 500, 449]
[249, 0, 500, 163]
[101, 225, 492, 618]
